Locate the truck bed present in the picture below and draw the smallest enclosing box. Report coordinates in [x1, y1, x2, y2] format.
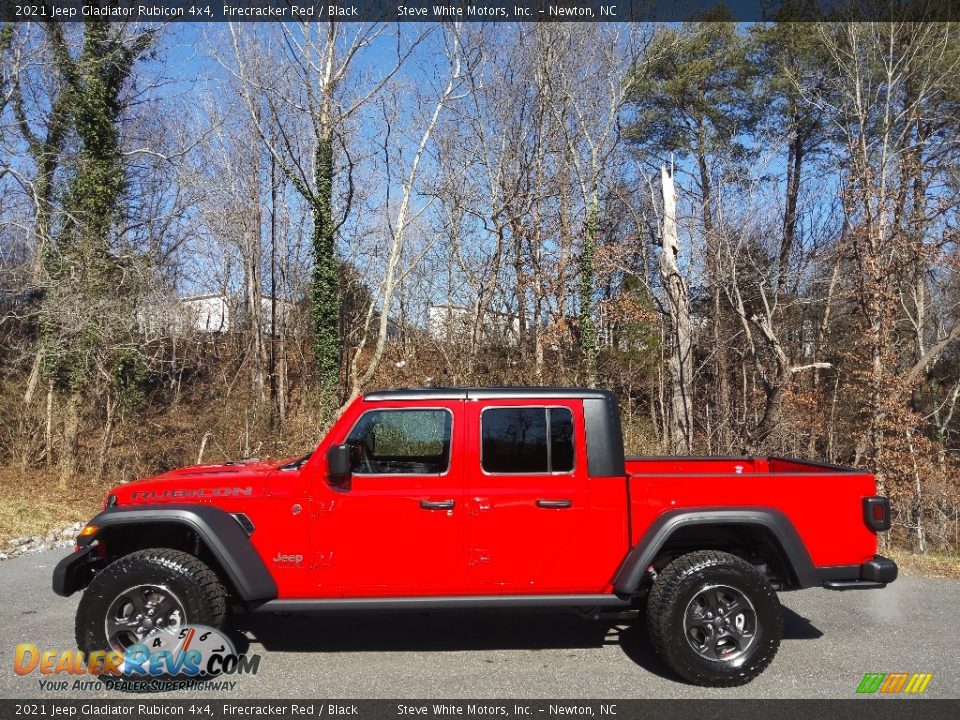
[625, 456, 879, 568]
[625, 455, 856, 475]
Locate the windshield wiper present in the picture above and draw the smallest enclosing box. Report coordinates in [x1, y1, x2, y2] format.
[279, 452, 312, 470]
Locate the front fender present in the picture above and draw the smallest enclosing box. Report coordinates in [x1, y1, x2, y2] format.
[52, 545, 100, 598]
[52, 504, 277, 602]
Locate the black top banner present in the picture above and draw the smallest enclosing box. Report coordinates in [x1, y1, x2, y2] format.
[2, 0, 960, 22]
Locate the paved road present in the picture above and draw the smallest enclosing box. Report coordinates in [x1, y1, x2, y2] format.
[0, 549, 957, 700]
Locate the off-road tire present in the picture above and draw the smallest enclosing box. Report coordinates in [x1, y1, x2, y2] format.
[646, 550, 782, 687]
[76, 548, 226, 656]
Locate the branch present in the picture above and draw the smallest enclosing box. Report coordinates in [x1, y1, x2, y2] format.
[898, 320, 960, 395]
[790, 362, 833, 374]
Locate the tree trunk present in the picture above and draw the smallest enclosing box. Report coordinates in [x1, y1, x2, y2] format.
[44, 381, 54, 467]
[697, 150, 730, 449]
[579, 194, 600, 387]
[268, 151, 285, 428]
[59, 391, 81, 486]
[244, 187, 265, 401]
[96, 395, 117, 478]
[511, 218, 527, 359]
[658, 165, 694, 453]
[312, 133, 341, 392]
[778, 129, 804, 296]
[533, 294, 544, 381]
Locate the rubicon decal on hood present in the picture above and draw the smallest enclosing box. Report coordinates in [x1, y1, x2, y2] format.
[130, 487, 253, 500]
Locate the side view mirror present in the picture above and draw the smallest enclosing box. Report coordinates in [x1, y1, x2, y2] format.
[327, 444, 352, 489]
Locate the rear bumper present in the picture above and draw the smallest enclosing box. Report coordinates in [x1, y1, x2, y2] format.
[819, 554, 898, 591]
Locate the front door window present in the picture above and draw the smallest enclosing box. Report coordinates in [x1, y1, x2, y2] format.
[345, 409, 452, 475]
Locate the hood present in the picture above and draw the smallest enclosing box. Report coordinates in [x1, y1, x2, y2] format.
[110, 457, 299, 505]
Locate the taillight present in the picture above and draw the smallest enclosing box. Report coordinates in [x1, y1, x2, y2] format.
[863, 496, 891, 531]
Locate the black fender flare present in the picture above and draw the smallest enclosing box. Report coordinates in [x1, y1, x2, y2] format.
[52, 504, 277, 602]
[612, 507, 818, 594]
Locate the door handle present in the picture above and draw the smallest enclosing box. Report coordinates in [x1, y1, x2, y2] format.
[419, 499, 455, 510]
[536, 499, 572, 509]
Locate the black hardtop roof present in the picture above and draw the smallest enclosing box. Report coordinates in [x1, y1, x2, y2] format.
[363, 386, 618, 402]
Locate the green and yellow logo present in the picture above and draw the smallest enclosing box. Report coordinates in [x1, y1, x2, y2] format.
[856, 673, 933, 694]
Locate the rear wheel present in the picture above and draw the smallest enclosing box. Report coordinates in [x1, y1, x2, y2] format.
[646, 550, 782, 686]
[76, 548, 226, 656]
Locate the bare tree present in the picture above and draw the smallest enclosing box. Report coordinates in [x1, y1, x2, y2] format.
[657, 165, 694, 453]
[344, 24, 469, 404]
[537, 25, 640, 386]
[226, 22, 425, 394]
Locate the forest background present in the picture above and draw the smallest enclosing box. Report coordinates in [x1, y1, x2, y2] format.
[1, 19, 959, 570]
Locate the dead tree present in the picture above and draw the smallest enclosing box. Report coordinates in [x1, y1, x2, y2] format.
[658, 165, 693, 454]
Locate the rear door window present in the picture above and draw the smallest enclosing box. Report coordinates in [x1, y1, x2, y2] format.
[481, 407, 575, 474]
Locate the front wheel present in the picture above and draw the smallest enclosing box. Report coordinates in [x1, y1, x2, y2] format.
[75, 548, 226, 656]
[646, 550, 782, 687]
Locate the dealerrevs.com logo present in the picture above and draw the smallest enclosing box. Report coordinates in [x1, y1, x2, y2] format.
[14, 625, 261, 692]
[856, 673, 934, 695]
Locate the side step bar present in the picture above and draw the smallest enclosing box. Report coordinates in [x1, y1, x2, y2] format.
[823, 580, 888, 591]
[820, 555, 897, 591]
[251, 594, 632, 613]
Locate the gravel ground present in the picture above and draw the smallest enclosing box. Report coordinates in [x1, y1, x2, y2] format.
[0, 523, 83, 560]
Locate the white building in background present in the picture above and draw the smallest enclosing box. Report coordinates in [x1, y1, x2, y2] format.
[178, 294, 230, 333]
[428, 303, 469, 339]
[428, 303, 521, 343]
[138, 294, 292, 337]
[256, 296, 294, 336]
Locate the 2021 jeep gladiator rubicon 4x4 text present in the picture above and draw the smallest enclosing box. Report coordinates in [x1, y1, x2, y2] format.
[54, 387, 896, 686]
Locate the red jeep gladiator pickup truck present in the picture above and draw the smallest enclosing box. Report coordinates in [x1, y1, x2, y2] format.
[54, 387, 896, 686]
